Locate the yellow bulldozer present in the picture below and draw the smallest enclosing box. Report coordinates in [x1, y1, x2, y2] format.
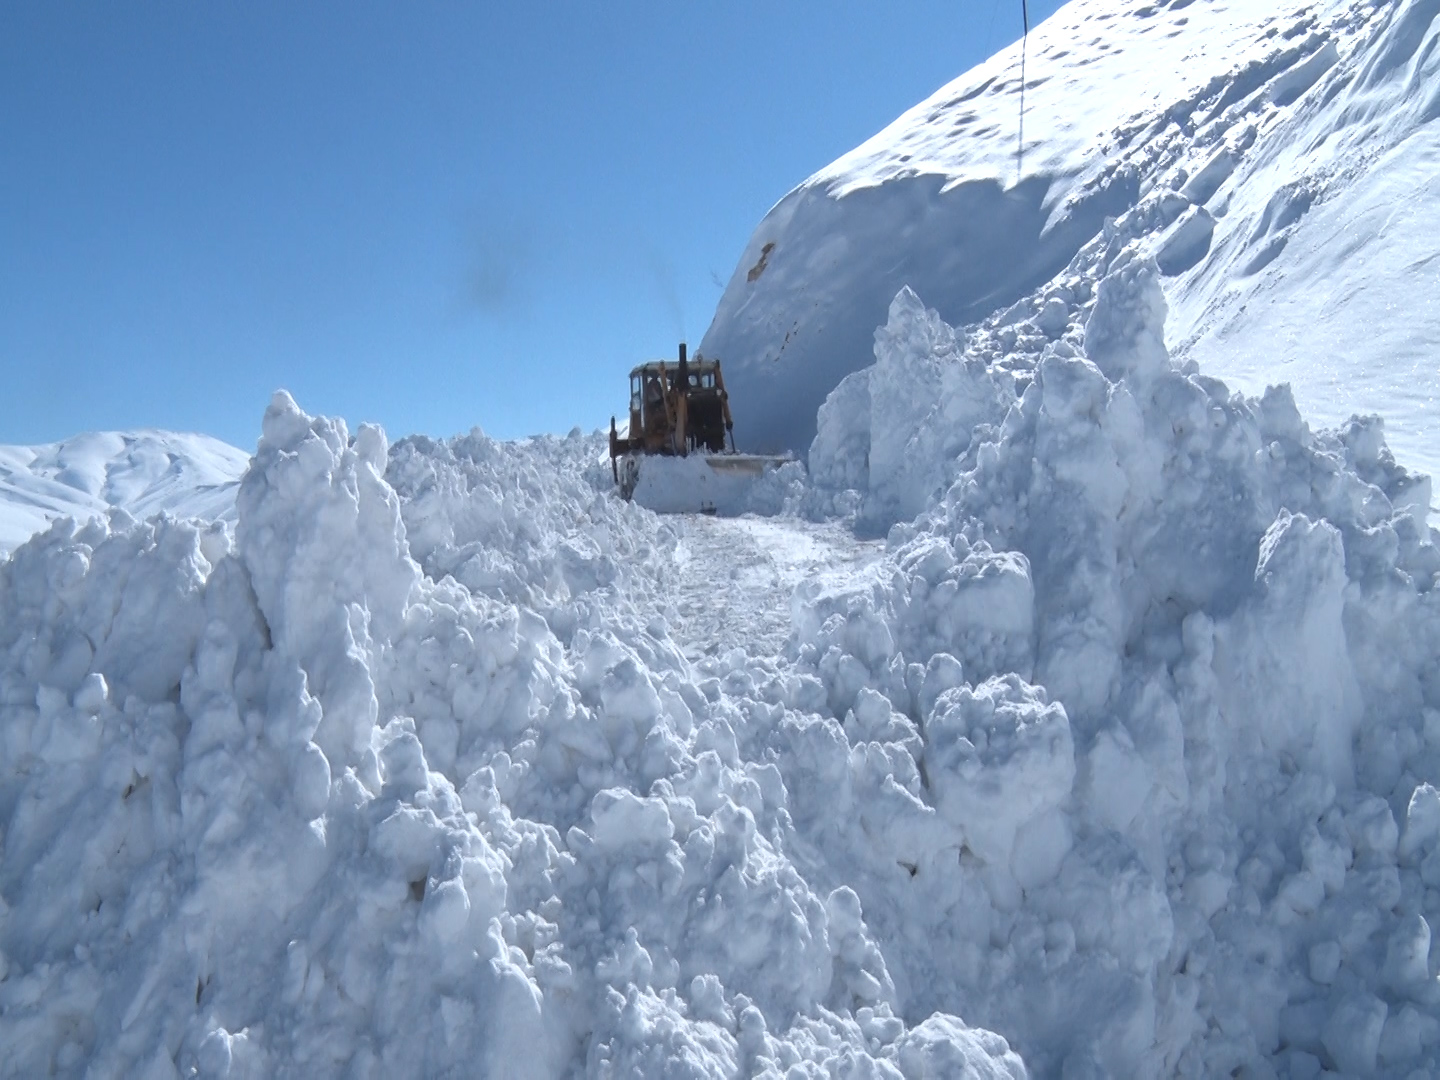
[609, 343, 789, 503]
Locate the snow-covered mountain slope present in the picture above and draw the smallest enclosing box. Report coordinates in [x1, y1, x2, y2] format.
[0, 431, 250, 554]
[702, 0, 1440, 482]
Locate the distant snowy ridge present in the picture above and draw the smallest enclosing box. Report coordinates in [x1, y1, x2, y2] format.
[0, 430, 249, 554]
[703, 0, 1440, 482]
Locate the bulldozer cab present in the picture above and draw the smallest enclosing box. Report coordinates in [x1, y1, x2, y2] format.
[611, 344, 735, 484]
[628, 360, 726, 450]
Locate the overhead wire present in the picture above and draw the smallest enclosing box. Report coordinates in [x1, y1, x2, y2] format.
[1018, 0, 1030, 184]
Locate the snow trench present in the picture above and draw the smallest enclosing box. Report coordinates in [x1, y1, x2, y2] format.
[3, 238, 1440, 1077]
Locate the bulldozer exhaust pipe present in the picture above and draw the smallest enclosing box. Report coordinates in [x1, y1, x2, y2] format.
[675, 343, 689, 456]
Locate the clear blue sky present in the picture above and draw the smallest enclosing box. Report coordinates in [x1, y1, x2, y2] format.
[1, 1, 1060, 450]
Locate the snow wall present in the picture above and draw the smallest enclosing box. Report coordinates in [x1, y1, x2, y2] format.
[701, 0, 1440, 480]
[4, 242, 1440, 1074]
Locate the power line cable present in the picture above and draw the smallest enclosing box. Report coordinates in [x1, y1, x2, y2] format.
[1018, 0, 1029, 184]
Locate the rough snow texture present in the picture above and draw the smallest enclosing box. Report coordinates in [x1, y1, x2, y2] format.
[797, 249, 1440, 1075]
[0, 395, 1026, 1078]
[5, 241, 1440, 1075]
[5, 0, 1440, 1075]
[702, 0, 1440, 484]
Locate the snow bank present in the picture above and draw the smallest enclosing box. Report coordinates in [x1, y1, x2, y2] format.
[3, 266, 1437, 1075]
[0, 394, 1025, 1077]
[789, 246, 1440, 1074]
[702, 0, 1440, 481]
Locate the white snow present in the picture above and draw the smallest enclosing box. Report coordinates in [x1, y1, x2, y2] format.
[3, 0, 1440, 1075]
[0, 430, 250, 555]
[701, 0, 1440, 483]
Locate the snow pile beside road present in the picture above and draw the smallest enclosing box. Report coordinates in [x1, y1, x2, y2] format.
[3, 249, 1438, 1072]
[0, 393, 1027, 1077]
[790, 248, 1440, 1074]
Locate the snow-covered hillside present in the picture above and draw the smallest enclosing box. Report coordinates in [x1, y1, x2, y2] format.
[3, 0, 1440, 1076]
[702, 0, 1440, 483]
[0, 431, 249, 554]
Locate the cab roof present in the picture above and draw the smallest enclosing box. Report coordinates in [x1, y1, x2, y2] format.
[628, 357, 721, 379]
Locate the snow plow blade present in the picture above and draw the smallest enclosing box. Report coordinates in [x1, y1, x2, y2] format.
[613, 451, 793, 513]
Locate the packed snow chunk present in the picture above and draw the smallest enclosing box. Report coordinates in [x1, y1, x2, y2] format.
[807, 287, 1011, 528]
[237, 392, 419, 766]
[1400, 782, 1440, 861]
[1038, 833, 1174, 979]
[0, 513, 215, 706]
[1323, 992, 1388, 1076]
[589, 788, 674, 851]
[888, 1014, 1028, 1079]
[921, 675, 1074, 873]
[891, 536, 1036, 683]
[1383, 912, 1432, 991]
[1215, 510, 1361, 786]
[1082, 250, 1172, 386]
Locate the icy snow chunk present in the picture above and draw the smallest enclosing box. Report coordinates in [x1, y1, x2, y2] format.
[1400, 782, 1440, 861]
[1383, 913, 1431, 991]
[72, 672, 108, 715]
[1216, 510, 1361, 786]
[1082, 250, 1171, 385]
[1323, 992, 1387, 1075]
[1347, 794, 1399, 862]
[888, 1014, 1028, 1078]
[922, 675, 1074, 869]
[589, 789, 674, 851]
[291, 740, 331, 821]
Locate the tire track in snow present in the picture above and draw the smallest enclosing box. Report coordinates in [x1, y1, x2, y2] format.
[664, 515, 885, 660]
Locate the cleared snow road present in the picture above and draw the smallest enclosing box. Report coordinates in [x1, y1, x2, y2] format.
[664, 514, 884, 660]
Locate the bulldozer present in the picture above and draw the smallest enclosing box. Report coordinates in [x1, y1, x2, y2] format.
[609, 344, 789, 503]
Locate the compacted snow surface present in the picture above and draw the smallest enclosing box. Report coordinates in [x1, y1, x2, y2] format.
[4, 0, 1440, 1076]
